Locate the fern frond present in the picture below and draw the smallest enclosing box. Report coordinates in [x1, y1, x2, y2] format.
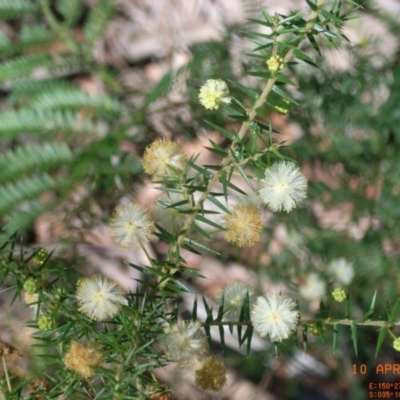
[9, 79, 75, 103]
[0, 54, 86, 85]
[0, 26, 54, 57]
[28, 89, 123, 115]
[0, 54, 51, 84]
[84, 0, 115, 42]
[0, 110, 99, 138]
[45, 53, 86, 77]
[0, 142, 73, 183]
[57, 0, 84, 27]
[0, 0, 39, 20]
[0, 174, 56, 216]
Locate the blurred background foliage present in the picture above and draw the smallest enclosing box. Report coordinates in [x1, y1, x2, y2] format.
[1, 0, 400, 398]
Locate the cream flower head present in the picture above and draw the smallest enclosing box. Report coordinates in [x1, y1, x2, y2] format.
[251, 293, 299, 342]
[64, 341, 102, 378]
[76, 275, 125, 321]
[259, 161, 307, 212]
[217, 282, 253, 321]
[223, 204, 262, 247]
[153, 192, 188, 234]
[164, 321, 208, 367]
[142, 139, 186, 179]
[195, 356, 227, 392]
[110, 203, 155, 249]
[328, 258, 354, 285]
[299, 273, 326, 301]
[198, 79, 231, 110]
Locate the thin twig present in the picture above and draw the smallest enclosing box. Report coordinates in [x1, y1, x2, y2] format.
[1, 356, 11, 393]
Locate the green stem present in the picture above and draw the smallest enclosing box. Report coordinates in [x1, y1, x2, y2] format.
[40, 0, 79, 53]
[202, 318, 399, 328]
[173, 3, 324, 253]
[1, 357, 11, 393]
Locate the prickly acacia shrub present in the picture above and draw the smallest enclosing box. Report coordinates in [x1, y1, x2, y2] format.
[2, 1, 397, 398]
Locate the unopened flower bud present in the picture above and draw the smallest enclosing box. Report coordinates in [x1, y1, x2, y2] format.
[23, 277, 39, 294]
[33, 248, 49, 265]
[266, 55, 284, 72]
[332, 288, 346, 302]
[38, 315, 55, 331]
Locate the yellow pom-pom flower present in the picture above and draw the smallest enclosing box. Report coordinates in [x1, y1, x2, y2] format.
[63, 341, 102, 378]
[198, 79, 231, 110]
[142, 139, 186, 179]
[259, 161, 307, 212]
[394, 338, 400, 352]
[251, 293, 299, 342]
[76, 275, 125, 322]
[195, 356, 227, 392]
[223, 204, 262, 247]
[110, 203, 155, 249]
[164, 321, 208, 367]
[24, 292, 39, 306]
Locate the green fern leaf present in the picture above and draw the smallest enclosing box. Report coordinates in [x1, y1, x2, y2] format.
[0, 25, 54, 57]
[0, 54, 86, 86]
[84, 0, 115, 42]
[28, 88, 122, 115]
[0, 174, 56, 216]
[0, 0, 39, 20]
[0, 109, 98, 138]
[57, 0, 84, 27]
[0, 37, 54, 58]
[45, 54, 85, 77]
[0, 54, 51, 84]
[0, 142, 73, 183]
[9, 79, 75, 103]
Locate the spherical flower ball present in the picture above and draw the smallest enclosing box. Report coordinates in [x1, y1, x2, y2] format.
[110, 203, 155, 249]
[251, 293, 299, 342]
[164, 321, 208, 367]
[24, 292, 39, 306]
[223, 204, 262, 247]
[198, 79, 231, 110]
[195, 356, 227, 392]
[216, 282, 253, 321]
[259, 161, 307, 212]
[299, 273, 326, 301]
[332, 288, 346, 303]
[142, 139, 186, 179]
[76, 275, 125, 322]
[63, 341, 102, 378]
[266, 55, 284, 72]
[328, 258, 354, 285]
[38, 314, 55, 331]
[393, 338, 400, 352]
[23, 277, 39, 294]
[153, 192, 188, 234]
